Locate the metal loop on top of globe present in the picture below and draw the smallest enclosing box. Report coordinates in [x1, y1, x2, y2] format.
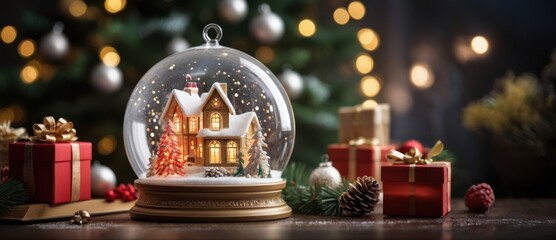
[123, 23, 295, 183]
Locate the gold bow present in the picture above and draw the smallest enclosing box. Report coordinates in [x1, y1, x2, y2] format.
[0, 121, 28, 142]
[348, 137, 379, 147]
[386, 140, 444, 164]
[30, 116, 78, 142]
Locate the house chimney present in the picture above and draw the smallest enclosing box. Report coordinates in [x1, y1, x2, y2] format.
[184, 74, 198, 95]
[219, 83, 227, 96]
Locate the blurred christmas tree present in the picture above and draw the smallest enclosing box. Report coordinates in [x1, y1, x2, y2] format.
[0, 0, 381, 182]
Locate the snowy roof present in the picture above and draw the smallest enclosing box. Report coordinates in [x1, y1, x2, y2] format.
[200, 83, 236, 115]
[160, 82, 235, 123]
[159, 89, 202, 124]
[197, 112, 259, 138]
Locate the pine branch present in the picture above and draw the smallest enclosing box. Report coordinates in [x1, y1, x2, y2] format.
[317, 181, 350, 216]
[282, 161, 312, 187]
[0, 178, 30, 214]
[434, 149, 456, 163]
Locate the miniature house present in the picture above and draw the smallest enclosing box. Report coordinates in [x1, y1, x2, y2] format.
[159, 80, 260, 167]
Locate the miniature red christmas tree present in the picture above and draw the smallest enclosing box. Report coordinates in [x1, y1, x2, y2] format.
[154, 120, 185, 176]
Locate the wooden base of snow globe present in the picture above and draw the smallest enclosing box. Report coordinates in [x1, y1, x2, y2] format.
[130, 178, 292, 222]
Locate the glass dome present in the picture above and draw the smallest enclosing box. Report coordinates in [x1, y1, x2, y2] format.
[124, 24, 295, 180]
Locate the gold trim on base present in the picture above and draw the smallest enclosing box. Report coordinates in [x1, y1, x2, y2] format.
[130, 180, 292, 222]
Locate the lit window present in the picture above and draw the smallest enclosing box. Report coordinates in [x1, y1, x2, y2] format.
[227, 141, 237, 163]
[209, 141, 221, 164]
[210, 113, 222, 130]
[173, 115, 180, 133]
[211, 98, 220, 107]
[189, 117, 197, 132]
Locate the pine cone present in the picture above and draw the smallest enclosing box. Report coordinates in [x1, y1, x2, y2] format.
[338, 176, 381, 216]
[204, 167, 230, 178]
[464, 183, 495, 213]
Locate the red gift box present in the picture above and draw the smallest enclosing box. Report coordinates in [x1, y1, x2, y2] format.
[9, 142, 92, 204]
[327, 143, 395, 181]
[382, 162, 451, 217]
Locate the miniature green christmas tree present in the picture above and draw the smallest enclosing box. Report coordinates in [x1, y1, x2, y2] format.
[234, 152, 245, 177]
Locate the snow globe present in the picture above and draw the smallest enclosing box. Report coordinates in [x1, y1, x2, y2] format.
[123, 24, 294, 222]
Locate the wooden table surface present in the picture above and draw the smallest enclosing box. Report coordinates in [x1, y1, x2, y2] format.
[1, 199, 555, 240]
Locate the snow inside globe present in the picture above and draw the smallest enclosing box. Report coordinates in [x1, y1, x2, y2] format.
[123, 24, 295, 186]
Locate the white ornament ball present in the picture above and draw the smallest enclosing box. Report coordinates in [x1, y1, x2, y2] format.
[91, 64, 123, 93]
[166, 37, 190, 55]
[218, 0, 248, 23]
[279, 68, 304, 100]
[250, 4, 285, 44]
[39, 23, 69, 60]
[309, 156, 342, 188]
[91, 162, 117, 198]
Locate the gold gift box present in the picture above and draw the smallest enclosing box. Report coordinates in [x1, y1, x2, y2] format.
[338, 103, 390, 145]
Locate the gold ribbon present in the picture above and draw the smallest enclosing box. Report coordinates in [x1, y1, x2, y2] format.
[70, 143, 81, 202]
[348, 137, 379, 180]
[0, 121, 28, 142]
[386, 140, 444, 165]
[30, 116, 78, 142]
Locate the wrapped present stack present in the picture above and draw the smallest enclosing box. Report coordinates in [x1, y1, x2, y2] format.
[9, 116, 91, 204]
[382, 141, 451, 217]
[327, 103, 395, 183]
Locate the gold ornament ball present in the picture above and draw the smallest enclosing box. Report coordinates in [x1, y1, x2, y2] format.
[309, 156, 342, 188]
[70, 210, 91, 225]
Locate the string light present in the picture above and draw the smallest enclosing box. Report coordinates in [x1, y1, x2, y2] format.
[69, 0, 87, 17]
[298, 19, 316, 37]
[360, 75, 381, 97]
[1, 25, 17, 44]
[98, 134, 117, 155]
[358, 28, 379, 51]
[99, 46, 120, 67]
[348, 1, 366, 20]
[104, 0, 126, 14]
[333, 8, 350, 25]
[255, 46, 274, 64]
[18, 39, 36, 58]
[410, 63, 434, 89]
[355, 53, 374, 74]
[471, 35, 489, 55]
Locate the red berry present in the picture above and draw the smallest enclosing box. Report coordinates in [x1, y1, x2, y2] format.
[397, 140, 424, 155]
[104, 190, 117, 202]
[464, 183, 495, 213]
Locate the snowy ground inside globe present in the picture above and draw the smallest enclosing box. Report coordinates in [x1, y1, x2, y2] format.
[137, 169, 284, 185]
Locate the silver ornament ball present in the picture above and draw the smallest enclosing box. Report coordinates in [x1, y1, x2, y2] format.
[309, 155, 342, 188]
[279, 68, 304, 100]
[91, 63, 123, 93]
[91, 162, 117, 198]
[166, 37, 190, 55]
[250, 4, 285, 44]
[218, 0, 248, 23]
[39, 22, 69, 60]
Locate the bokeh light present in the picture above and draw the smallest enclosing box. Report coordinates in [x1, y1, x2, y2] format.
[69, 0, 88, 17]
[1, 25, 17, 44]
[355, 53, 374, 74]
[18, 39, 36, 58]
[360, 75, 381, 97]
[348, 1, 366, 20]
[358, 28, 379, 51]
[298, 19, 316, 37]
[104, 0, 126, 14]
[471, 35, 489, 55]
[99, 46, 120, 67]
[98, 134, 117, 155]
[333, 8, 350, 25]
[362, 99, 378, 109]
[410, 63, 434, 89]
[255, 46, 274, 64]
[20, 64, 39, 84]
